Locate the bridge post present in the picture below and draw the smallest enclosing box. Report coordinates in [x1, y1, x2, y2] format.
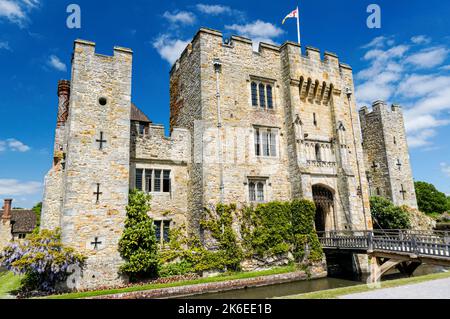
[411, 236, 419, 255]
[367, 231, 374, 252]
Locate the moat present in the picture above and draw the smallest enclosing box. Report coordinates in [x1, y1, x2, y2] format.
[185, 265, 448, 299]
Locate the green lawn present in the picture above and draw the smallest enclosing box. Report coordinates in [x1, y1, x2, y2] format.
[46, 265, 297, 299]
[0, 271, 23, 299]
[284, 271, 450, 299]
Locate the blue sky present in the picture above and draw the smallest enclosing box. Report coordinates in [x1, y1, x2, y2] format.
[0, 0, 449, 208]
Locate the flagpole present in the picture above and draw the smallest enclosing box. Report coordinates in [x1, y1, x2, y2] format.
[296, 6, 301, 54]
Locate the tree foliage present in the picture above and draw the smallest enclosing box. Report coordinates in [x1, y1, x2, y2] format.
[32, 202, 42, 231]
[414, 181, 448, 215]
[118, 189, 159, 281]
[0, 229, 85, 294]
[370, 197, 411, 229]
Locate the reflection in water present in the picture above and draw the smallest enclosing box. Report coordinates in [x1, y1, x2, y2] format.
[185, 264, 449, 299]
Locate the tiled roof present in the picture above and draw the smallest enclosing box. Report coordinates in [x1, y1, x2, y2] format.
[131, 102, 151, 123]
[2, 210, 37, 234]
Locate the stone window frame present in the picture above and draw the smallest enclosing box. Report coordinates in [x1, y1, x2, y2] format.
[153, 219, 171, 245]
[246, 176, 270, 203]
[248, 76, 277, 111]
[253, 126, 279, 159]
[134, 167, 172, 195]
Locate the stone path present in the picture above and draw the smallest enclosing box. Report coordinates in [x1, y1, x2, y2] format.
[340, 277, 450, 299]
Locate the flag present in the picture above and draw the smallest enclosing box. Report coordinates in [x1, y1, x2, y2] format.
[282, 7, 298, 25]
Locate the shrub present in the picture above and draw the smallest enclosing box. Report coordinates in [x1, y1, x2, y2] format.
[0, 229, 85, 294]
[118, 189, 159, 281]
[370, 197, 411, 229]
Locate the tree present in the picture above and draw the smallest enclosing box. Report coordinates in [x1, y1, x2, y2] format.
[0, 229, 85, 295]
[118, 189, 159, 281]
[370, 197, 411, 230]
[32, 202, 42, 231]
[447, 196, 450, 212]
[414, 181, 448, 215]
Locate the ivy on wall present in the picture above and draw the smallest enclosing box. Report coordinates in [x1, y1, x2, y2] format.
[158, 199, 323, 277]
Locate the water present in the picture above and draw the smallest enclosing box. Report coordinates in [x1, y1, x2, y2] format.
[186, 277, 361, 299]
[185, 264, 448, 299]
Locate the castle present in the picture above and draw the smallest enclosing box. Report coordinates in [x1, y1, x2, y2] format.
[38, 28, 417, 289]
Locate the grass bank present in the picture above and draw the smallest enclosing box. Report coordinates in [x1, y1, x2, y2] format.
[284, 271, 450, 299]
[0, 271, 23, 299]
[46, 265, 297, 299]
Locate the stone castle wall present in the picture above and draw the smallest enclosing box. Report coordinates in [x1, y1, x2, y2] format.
[360, 101, 418, 209]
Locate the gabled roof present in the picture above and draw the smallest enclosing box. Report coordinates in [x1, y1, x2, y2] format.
[131, 102, 152, 123]
[3, 210, 37, 234]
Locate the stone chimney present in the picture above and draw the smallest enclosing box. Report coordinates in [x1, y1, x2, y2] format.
[2, 199, 12, 221]
[57, 80, 71, 127]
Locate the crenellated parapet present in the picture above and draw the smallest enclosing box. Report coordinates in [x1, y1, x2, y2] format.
[132, 124, 191, 164]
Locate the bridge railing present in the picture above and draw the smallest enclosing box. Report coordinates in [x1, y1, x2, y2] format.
[317, 230, 450, 258]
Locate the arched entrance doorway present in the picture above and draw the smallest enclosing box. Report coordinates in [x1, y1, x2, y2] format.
[312, 185, 335, 232]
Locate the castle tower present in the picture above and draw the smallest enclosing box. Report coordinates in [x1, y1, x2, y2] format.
[59, 40, 133, 288]
[359, 101, 418, 209]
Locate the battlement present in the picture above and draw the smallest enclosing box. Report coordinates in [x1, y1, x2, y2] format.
[359, 101, 403, 118]
[171, 28, 352, 76]
[132, 124, 191, 163]
[73, 39, 133, 60]
[145, 124, 190, 141]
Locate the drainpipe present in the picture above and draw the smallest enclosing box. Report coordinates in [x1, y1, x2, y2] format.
[213, 58, 224, 204]
[345, 88, 368, 231]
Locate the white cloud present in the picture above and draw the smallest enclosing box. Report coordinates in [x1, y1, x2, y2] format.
[153, 34, 190, 65]
[225, 20, 284, 39]
[362, 36, 395, 49]
[0, 138, 31, 152]
[196, 4, 232, 15]
[225, 20, 284, 50]
[0, 179, 42, 196]
[441, 163, 450, 178]
[404, 114, 450, 133]
[0, 41, 11, 50]
[411, 35, 432, 45]
[407, 129, 437, 148]
[0, 0, 40, 26]
[162, 11, 196, 25]
[48, 55, 67, 72]
[406, 47, 448, 68]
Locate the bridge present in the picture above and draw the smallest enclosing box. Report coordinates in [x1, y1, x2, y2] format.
[317, 230, 450, 283]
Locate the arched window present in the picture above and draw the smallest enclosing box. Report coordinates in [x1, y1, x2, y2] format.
[259, 83, 266, 108]
[267, 85, 273, 109]
[251, 82, 258, 106]
[249, 182, 256, 201]
[315, 144, 321, 162]
[257, 182, 264, 202]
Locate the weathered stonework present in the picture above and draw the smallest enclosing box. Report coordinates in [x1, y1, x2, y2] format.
[360, 101, 418, 209]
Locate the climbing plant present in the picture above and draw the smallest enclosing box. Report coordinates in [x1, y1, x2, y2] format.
[159, 199, 324, 276]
